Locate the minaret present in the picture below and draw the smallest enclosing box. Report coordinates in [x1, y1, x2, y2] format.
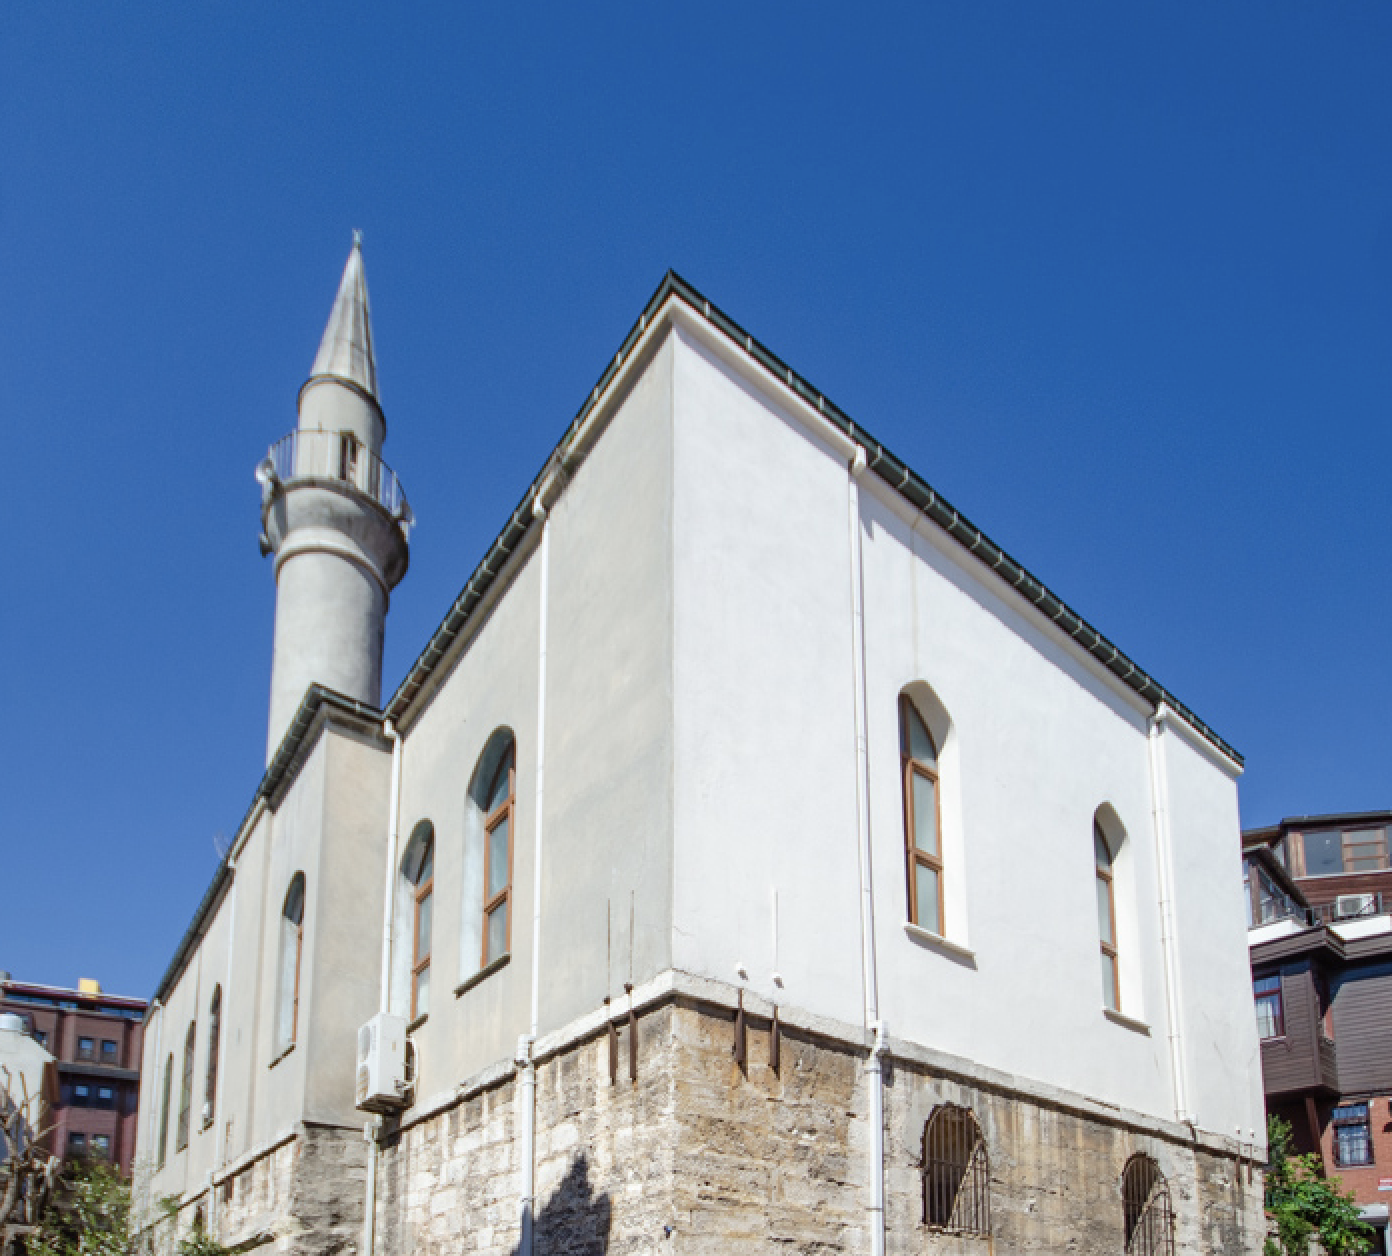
[257, 234, 412, 761]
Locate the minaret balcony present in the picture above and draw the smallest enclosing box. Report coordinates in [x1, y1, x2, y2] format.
[258, 428, 412, 529]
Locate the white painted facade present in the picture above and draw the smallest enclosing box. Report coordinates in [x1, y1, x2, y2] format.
[135, 257, 1263, 1248]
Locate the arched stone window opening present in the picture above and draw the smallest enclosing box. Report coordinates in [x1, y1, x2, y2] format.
[900, 693, 943, 935]
[922, 1104, 990, 1236]
[277, 873, 306, 1051]
[203, 986, 221, 1126]
[176, 1021, 195, 1151]
[1121, 1154, 1174, 1256]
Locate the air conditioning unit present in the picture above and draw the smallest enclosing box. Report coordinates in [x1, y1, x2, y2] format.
[355, 1014, 409, 1113]
[1334, 894, 1376, 920]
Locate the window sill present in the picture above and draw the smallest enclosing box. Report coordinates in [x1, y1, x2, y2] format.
[202, 1116, 215, 1132]
[455, 953, 510, 998]
[903, 923, 976, 968]
[1103, 1008, 1150, 1036]
[407, 1013, 428, 1034]
[268, 1043, 295, 1070]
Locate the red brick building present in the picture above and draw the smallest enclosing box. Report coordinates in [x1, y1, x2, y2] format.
[1244, 811, 1392, 1252]
[0, 974, 146, 1176]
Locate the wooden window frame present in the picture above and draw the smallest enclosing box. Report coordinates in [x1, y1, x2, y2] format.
[1333, 1102, 1374, 1168]
[1253, 973, 1285, 1039]
[1096, 822, 1120, 1014]
[279, 875, 305, 1050]
[901, 696, 944, 935]
[176, 1021, 195, 1152]
[157, 1054, 172, 1168]
[481, 764, 516, 969]
[204, 987, 221, 1124]
[411, 839, 434, 1021]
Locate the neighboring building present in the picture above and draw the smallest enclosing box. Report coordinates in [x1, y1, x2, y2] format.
[0, 1008, 55, 1146]
[1244, 813, 1392, 1253]
[135, 242, 1266, 1254]
[0, 975, 145, 1175]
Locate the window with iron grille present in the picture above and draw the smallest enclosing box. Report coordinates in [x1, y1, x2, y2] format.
[1333, 1103, 1373, 1167]
[922, 1105, 990, 1235]
[1253, 974, 1284, 1039]
[1122, 1154, 1174, 1256]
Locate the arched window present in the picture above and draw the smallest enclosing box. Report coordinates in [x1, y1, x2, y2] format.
[1122, 1154, 1173, 1255]
[901, 695, 943, 934]
[176, 1020, 195, 1150]
[157, 1053, 173, 1168]
[479, 737, 515, 967]
[406, 829, 434, 1018]
[922, 1104, 990, 1234]
[204, 986, 222, 1126]
[1095, 820, 1120, 1012]
[277, 873, 306, 1051]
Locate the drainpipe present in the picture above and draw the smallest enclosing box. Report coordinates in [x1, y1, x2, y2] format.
[847, 445, 885, 1256]
[518, 487, 554, 1256]
[1147, 706, 1191, 1123]
[210, 853, 238, 1237]
[364, 720, 404, 1256]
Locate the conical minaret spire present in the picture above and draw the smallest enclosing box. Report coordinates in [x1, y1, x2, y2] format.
[309, 230, 378, 401]
[259, 234, 411, 761]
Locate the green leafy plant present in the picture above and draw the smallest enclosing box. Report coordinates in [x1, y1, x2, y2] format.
[27, 1159, 232, 1256]
[1264, 1115, 1374, 1256]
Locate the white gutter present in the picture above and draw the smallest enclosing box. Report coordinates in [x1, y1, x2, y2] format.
[847, 445, 885, 1256]
[1147, 706, 1191, 1123]
[364, 719, 404, 1256]
[518, 491, 554, 1256]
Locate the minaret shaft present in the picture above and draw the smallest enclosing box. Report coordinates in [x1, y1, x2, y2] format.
[260, 237, 410, 761]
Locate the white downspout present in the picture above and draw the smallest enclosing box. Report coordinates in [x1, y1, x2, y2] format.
[518, 491, 553, 1256]
[1147, 706, 1191, 1123]
[364, 720, 404, 1256]
[847, 445, 885, 1256]
[211, 854, 237, 1238]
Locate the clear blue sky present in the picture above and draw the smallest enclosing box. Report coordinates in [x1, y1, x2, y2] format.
[2, 4, 1388, 998]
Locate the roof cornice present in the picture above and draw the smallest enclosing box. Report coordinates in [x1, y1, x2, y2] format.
[385, 271, 1240, 765]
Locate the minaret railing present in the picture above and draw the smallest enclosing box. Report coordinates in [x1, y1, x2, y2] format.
[263, 430, 411, 522]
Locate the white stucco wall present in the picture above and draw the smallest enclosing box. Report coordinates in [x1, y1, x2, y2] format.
[668, 321, 1260, 1141]
[394, 333, 675, 1107]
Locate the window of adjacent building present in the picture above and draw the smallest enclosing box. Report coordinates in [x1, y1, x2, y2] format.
[1298, 827, 1391, 877]
[1121, 1154, 1174, 1256]
[922, 1105, 990, 1235]
[1095, 822, 1121, 1013]
[481, 739, 516, 968]
[72, 1083, 91, 1107]
[1254, 975, 1285, 1039]
[176, 1020, 195, 1151]
[96, 1086, 114, 1109]
[1244, 858, 1303, 928]
[158, 1055, 172, 1169]
[900, 695, 943, 935]
[77, 1036, 95, 1062]
[1333, 1103, 1373, 1167]
[277, 873, 306, 1052]
[101, 1039, 118, 1064]
[204, 986, 221, 1125]
[90, 1134, 110, 1159]
[68, 1132, 86, 1154]
[408, 831, 434, 1019]
[33, 1029, 47, 1048]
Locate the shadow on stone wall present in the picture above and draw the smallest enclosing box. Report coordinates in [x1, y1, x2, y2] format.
[518, 1153, 612, 1256]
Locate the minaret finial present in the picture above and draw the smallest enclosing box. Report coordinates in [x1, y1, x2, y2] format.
[308, 235, 378, 400]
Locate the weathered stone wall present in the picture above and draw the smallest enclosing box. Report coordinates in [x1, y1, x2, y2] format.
[288, 997, 1267, 1256]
